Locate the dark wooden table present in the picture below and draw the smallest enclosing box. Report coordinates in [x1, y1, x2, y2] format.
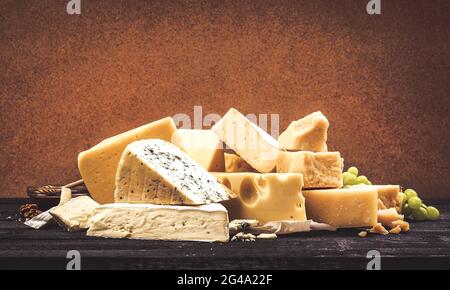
[1, 199, 449, 270]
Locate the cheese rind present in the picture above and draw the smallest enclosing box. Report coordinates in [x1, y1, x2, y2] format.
[224, 153, 256, 173]
[87, 203, 229, 242]
[278, 111, 329, 151]
[78, 117, 177, 204]
[114, 139, 231, 205]
[49, 196, 100, 231]
[212, 108, 279, 173]
[213, 173, 306, 223]
[172, 129, 225, 172]
[303, 188, 378, 228]
[276, 151, 343, 188]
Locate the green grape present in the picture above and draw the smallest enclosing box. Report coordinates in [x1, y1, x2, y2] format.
[342, 172, 353, 185]
[356, 175, 369, 185]
[347, 167, 359, 176]
[402, 203, 411, 216]
[404, 189, 418, 200]
[408, 197, 422, 210]
[398, 192, 407, 207]
[345, 174, 358, 185]
[412, 207, 428, 221]
[426, 206, 440, 220]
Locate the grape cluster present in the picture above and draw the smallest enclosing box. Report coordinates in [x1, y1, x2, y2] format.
[400, 189, 440, 221]
[342, 166, 372, 187]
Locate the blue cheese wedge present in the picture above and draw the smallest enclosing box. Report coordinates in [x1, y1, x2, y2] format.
[87, 203, 229, 242]
[114, 139, 232, 205]
[49, 196, 100, 232]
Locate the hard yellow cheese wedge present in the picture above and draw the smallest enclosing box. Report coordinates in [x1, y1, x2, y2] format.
[276, 151, 343, 188]
[78, 117, 177, 204]
[278, 111, 329, 152]
[172, 129, 225, 172]
[303, 187, 378, 228]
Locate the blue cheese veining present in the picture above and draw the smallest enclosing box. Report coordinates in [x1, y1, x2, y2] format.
[114, 139, 232, 205]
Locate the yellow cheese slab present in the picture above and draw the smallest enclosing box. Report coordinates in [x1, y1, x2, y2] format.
[78, 117, 177, 204]
[303, 187, 378, 228]
[212, 108, 279, 173]
[276, 151, 343, 188]
[224, 153, 256, 173]
[278, 111, 329, 151]
[172, 129, 225, 172]
[213, 173, 306, 223]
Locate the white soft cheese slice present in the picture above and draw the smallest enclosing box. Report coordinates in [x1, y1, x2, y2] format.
[87, 203, 229, 242]
[114, 139, 232, 205]
[49, 196, 100, 232]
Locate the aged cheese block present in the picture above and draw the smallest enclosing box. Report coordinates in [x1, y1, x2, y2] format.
[278, 111, 329, 151]
[87, 203, 229, 242]
[212, 108, 279, 173]
[78, 117, 177, 204]
[303, 187, 378, 228]
[114, 139, 231, 205]
[213, 173, 306, 223]
[49, 196, 100, 231]
[224, 153, 256, 173]
[276, 151, 343, 188]
[172, 129, 225, 172]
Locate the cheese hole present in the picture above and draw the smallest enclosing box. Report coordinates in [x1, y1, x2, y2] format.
[240, 177, 259, 205]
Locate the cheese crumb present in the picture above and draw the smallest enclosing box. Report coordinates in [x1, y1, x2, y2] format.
[370, 223, 389, 235]
[358, 231, 368, 238]
[391, 220, 410, 232]
[389, 225, 402, 234]
[257, 233, 277, 239]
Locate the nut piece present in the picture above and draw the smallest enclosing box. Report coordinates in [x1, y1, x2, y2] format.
[19, 204, 42, 221]
[231, 232, 256, 242]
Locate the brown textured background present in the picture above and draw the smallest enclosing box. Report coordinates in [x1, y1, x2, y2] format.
[0, 0, 449, 198]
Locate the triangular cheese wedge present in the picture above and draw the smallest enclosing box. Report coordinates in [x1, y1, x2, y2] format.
[114, 139, 232, 205]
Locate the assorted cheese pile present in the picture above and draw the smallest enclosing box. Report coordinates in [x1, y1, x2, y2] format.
[25, 108, 439, 241]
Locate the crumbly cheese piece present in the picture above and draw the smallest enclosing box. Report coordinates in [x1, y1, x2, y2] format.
[224, 153, 256, 173]
[172, 129, 225, 172]
[78, 117, 177, 204]
[303, 187, 378, 228]
[49, 196, 100, 232]
[370, 223, 389, 235]
[276, 151, 343, 188]
[213, 173, 306, 223]
[114, 139, 231, 205]
[358, 231, 368, 238]
[257, 233, 277, 239]
[212, 108, 279, 173]
[278, 111, 329, 151]
[391, 220, 410, 232]
[389, 226, 402, 234]
[377, 208, 404, 228]
[87, 203, 229, 242]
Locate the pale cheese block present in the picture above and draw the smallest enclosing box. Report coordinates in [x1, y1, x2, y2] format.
[213, 172, 306, 223]
[114, 139, 232, 205]
[278, 111, 329, 151]
[303, 187, 378, 228]
[276, 151, 343, 188]
[78, 117, 177, 204]
[87, 203, 229, 242]
[172, 129, 224, 172]
[224, 153, 256, 173]
[49, 196, 100, 231]
[212, 108, 279, 173]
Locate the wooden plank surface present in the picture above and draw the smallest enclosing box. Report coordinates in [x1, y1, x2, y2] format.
[0, 199, 449, 270]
